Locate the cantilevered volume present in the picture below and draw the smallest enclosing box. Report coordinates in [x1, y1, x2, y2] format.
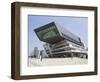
[34, 22, 87, 58]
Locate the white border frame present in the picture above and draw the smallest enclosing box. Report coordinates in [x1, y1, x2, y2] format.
[20, 7, 95, 75]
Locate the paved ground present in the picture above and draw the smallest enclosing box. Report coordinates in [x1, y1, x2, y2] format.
[28, 57, 88, 67]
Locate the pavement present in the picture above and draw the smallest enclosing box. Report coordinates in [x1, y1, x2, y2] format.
[28, 57, 88, 67]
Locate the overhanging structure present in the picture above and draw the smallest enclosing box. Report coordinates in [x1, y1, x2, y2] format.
[34, 22, 87, 58]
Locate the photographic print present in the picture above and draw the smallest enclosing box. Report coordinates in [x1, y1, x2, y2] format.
[28, 15, 88, 67]
[11, 2, 97, 80]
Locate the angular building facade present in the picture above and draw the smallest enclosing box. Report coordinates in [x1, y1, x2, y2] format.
[34, 22, 87, 58]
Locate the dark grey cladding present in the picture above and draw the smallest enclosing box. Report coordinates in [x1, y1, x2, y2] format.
[34, 22, 84, 46]
[34, 22, 64, 44]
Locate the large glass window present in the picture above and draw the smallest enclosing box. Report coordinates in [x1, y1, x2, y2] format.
[37, 26, 59, 40]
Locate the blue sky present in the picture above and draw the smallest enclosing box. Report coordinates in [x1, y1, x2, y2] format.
[28, 15, 88, 56]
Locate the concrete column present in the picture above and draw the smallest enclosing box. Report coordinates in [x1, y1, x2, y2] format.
[71, 53, 74, 57]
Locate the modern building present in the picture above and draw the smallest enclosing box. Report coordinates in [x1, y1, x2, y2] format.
[33, 47, 40, 58]
[34, 22, 88, 58]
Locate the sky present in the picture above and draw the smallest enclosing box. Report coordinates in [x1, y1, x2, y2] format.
[28, 15, 88, 56]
